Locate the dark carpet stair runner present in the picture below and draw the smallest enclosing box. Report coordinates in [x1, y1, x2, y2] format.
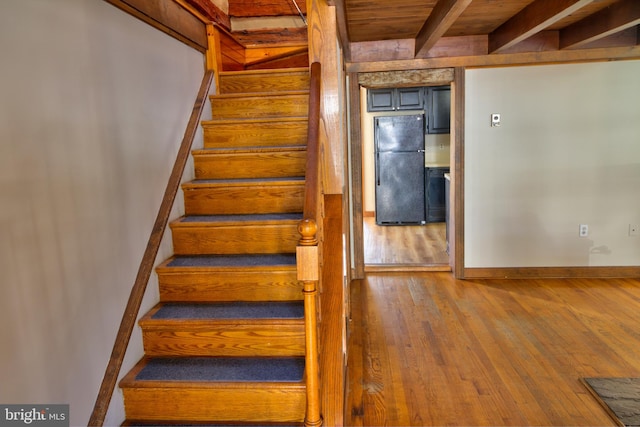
[136, 357, 305, 383]
[165, 253, 297, 268]
[119, 67, 311, 425]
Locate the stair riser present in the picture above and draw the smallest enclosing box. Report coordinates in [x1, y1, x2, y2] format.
[157, 270, 303, 302]
[141, 325, 305, 357]
[122, 386, 305, 423]
[210, 94, 308, 119]
[170, 224, 300, 255]
[183, 186, 304, 215]
[194, 152, 306, 179]
[203, 120, 308, 148]
[219, 70, 309, 94]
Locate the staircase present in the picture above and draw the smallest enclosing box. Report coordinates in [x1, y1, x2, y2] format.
[119, 67, 312, 425]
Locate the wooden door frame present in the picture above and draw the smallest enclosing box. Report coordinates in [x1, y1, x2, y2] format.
[348, 68, 464, 279]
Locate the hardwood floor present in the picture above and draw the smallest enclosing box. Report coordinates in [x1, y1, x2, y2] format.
[346, 273, 640, 426]
[363, 216, 448, 267]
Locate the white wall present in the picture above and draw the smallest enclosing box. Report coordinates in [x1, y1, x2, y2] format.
[465, 61, 640, 268]
[0, 0, 204, 425]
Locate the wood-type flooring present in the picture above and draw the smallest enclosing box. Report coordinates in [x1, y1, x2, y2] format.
[363, 216, 448, 267]
[346, 273, 640, 426]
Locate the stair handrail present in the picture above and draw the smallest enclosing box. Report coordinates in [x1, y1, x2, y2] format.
[303, 62, 321, 224]
[88, 69, 214, 427]
[298, 61, 323, 427]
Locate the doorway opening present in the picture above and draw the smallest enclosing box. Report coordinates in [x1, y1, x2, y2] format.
[359, 83, 451, 269]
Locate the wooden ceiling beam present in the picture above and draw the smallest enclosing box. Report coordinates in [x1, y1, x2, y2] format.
[332, 0, 352, 60]
[574, 26, 640, 49]
[414, 0, 473, 58]
[358, 68, 455, 88]
[181, 0, 230, 29]
[350, 27, 640, 64]
[232, 27, 308, 46]
[560, 0, 640, 49]
[347, 44, 640, 73]
[228, 0, 306, 17]
[489, 0, 594, 53]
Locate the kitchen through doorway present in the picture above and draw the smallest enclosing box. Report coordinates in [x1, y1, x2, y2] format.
[360, 83, 451, 268]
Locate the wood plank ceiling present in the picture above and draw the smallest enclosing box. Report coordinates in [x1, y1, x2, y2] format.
[213, 0, 639, 64]
[337, 0, 640, 62]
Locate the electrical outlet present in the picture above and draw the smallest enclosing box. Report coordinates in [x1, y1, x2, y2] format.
[630, 224, 639, 237]
[579, 224, 588, 237]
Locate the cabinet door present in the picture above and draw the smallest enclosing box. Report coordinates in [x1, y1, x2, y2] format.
[425, 167, 449, 222]
[427, 86, 451, 134]
[367, 88, 394, 111]
[397, 87, 423, 110]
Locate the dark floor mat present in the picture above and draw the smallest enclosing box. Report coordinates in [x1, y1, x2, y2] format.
[582, 377, 640, 426]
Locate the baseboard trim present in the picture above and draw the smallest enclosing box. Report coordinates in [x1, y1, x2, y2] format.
[463, 266, 640, 279]
[366, 264, 452, 273]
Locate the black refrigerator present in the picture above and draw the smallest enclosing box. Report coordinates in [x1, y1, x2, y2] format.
[374, 114, 426, 225]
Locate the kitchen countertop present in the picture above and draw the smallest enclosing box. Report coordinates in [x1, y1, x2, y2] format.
[425, 164, 450, 168]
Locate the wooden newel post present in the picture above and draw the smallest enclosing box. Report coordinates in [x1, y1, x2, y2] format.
[297, 219, 322, 427]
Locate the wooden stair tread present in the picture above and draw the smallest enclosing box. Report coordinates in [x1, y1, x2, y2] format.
[183, 177, 304, 188]
[219, 67, 308, 77]
[201, 116, 308, 126]
[218, 68, 310, 95]
[192, 146, 306, 155]
[138, 302, 306, 357]
[209, 92, 309, 120]
[172, 213, 302, 226]
[192, 150, 306, 181]
[201, 118, 308, 149]
[210, 90, 309, 100]
[209, 98, 308, 117]
[121, 357, 306, 386]
[170, 216, 300, 255]
[155, 255, 302, 303]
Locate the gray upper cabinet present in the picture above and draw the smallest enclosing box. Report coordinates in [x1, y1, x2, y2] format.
[367, 87, 424, 112]
[396, 88, 423, 110]
[367, 88, 395, 111]
[426, 86, 451, 134]
[367, 85, 450, 133]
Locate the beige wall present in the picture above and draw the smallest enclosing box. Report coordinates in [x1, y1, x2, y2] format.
[0, 0, 204, 424]
[465, 61, 640, 267]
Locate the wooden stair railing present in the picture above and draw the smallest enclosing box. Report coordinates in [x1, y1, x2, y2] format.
[298, 61, 323, 427]
[88, 70, 213, 427]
